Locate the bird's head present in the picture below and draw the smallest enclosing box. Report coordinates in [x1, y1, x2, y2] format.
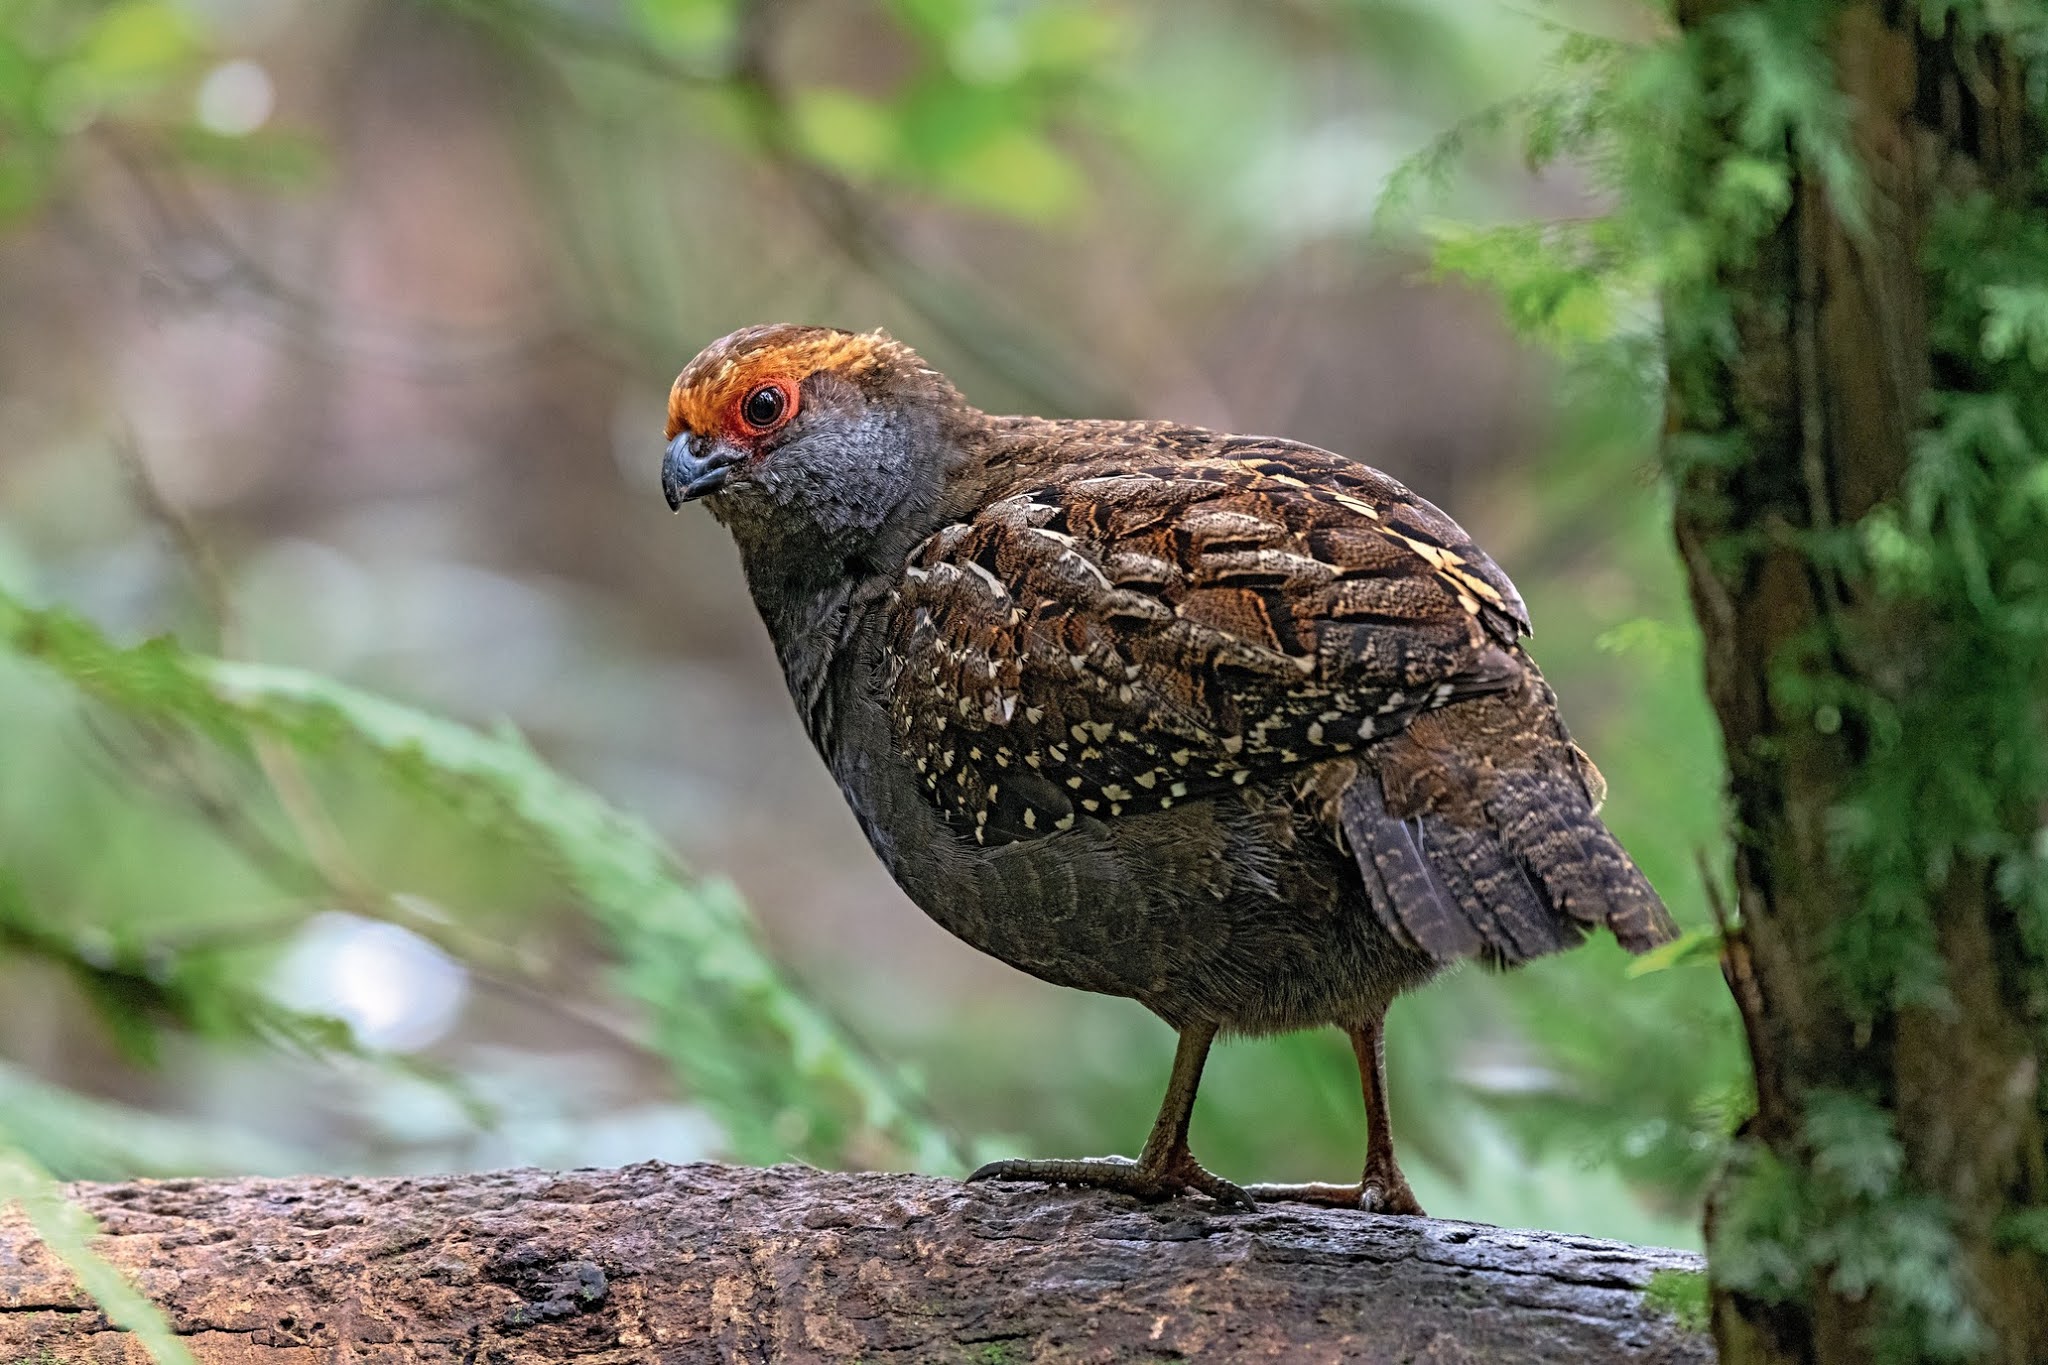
[662, 324, 969, 569]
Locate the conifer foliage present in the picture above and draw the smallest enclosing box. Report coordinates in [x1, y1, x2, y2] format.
[1409, 0, 2048, 1355]
[1661, 4, 2048, 1360]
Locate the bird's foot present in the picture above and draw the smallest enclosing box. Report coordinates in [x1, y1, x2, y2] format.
[1243, 1170, 1425, 1217]
[968, 1152, 1255, 1211]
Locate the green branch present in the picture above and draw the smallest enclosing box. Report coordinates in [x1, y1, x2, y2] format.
[0, 589, 961, 1173]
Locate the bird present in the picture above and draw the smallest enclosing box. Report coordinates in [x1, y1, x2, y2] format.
[661, 322, 1677, 1214]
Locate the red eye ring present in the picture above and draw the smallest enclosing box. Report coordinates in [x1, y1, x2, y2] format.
[738, 381, 794, 434]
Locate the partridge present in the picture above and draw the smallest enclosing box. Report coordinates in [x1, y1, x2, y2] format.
[662, 324, 1675, 1213]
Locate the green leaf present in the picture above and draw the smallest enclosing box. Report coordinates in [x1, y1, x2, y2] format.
[896, 77, 1024, 170]
[0, 589, 960, 1173]
[886, 0, 977, 43]
[935, 124, 1085, 221]
[1424, 218, 1643, 349]
[1995, 1207, 2048, 1257]
[170, 127, 326, 188]
[0, 1062, 306, 1180]
[1644, 1267, 1710, 1332]
[80, 1, 198, 84]
[1018, 5, 1128, 74]
[0, 1144, 198, 1365]
[1804, 1090, 1903, 1202]
[1982, 284, 2048, 368]
[1626, 926, 1725, 977]
[627, 0, 736, 58]
[790, 87, 897, 178]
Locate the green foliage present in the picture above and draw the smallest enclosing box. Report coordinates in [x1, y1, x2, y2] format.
[0, 0, 315, 222]
[422, 0, 1748, 1247]
[1788, 194, 2048, 1024]
[1719, 48, 2046, 1365]
[1398, 0, 2048, 1355]
[475, 0, 1121, 224]
[1423, 217, 1654, 352]
[1626, 926, 1725, 978]
[1981, 284, 2048, 369]
[0, 587, 956, 1172]
[1645, 1267, 1711, 1333]
[1714, 1091, 1989, 1361]
[0, 0, 1893, 1325]
[1389, 0, 1872, 388]
[1993, 1206, 2048, 1257]
[0, 863, 376, 1070]
[629, 0, 736, 59]
[860, 0, 1119, 221]
[1382, 84, 1750, 1215]
[0, 1143, 196, 1365]
[0, 1061, 303, 1179]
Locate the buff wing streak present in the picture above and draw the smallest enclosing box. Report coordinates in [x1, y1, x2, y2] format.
[879, 435, 1525, 839]
[879, 430, 1674, 968]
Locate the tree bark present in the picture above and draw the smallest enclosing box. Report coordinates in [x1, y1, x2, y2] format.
[0, 1162, 1708, 1363]
[1667, 3, 2048, 1361]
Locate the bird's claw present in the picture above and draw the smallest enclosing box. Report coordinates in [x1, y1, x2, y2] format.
[1360, 1176, 1425, 1216]
[1242, 1174, 1425, 1217]
[968, 1153, 1255, 1211]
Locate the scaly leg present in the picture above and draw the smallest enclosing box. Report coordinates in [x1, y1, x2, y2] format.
[1244, 1009, 1425, 1216]
[967, 1019, 1252, 1210]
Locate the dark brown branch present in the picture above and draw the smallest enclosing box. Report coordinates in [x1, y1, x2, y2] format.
[0, 1163, 1709, 1362]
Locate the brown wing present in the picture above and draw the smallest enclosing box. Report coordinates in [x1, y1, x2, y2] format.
[882, 433, 1534, 845]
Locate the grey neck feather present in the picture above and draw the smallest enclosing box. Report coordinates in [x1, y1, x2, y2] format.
[734, 494, 948, 763]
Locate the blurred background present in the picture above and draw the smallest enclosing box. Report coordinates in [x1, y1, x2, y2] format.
[0, 0, 1738, 1248]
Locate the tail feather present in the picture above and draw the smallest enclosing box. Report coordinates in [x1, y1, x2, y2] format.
[1483, 770, 1675, 955]
[1425, 812, 1582, 963]
[1342, 775, 1481, 962]
[1336, 673, 1677, 967]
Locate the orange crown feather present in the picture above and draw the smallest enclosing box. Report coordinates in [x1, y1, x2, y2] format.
[666, 326, 910, 440]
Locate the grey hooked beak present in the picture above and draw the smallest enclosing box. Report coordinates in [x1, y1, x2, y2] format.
[662, 432, 743, 509]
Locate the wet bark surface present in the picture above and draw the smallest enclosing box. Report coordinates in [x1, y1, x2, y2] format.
[0, 1161, 1709, 1363]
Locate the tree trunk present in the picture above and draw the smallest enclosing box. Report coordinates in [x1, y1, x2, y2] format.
[0, 1162, 1708, 1363]
[1667, 3, 2048, 1361]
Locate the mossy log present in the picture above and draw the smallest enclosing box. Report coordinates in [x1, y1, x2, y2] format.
[0, 1161, 1708, 1363]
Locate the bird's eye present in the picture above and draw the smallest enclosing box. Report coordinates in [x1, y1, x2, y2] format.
[740, 382, 790, 433]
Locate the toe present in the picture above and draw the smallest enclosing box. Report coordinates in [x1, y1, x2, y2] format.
[1359, 1179, 1425, 1217]
[966, 1155, 1192, 1204]
[1160, 1153, 1256, 1211]
[1241, 1182, 1361, 1208]
[966, 1159, 1024, 1184]
[1184, 1170, 1257, 1211]
[965, 1154, 1250, 1209]
[967, 1156, 1138, 1187]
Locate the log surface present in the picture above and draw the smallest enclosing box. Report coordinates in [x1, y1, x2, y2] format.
[0, 1161, 1710, 1363]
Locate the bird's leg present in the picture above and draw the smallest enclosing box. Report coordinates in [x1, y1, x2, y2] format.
[967, 1020, 1253, 1210]
[1244, 1009, 1426, 1216]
